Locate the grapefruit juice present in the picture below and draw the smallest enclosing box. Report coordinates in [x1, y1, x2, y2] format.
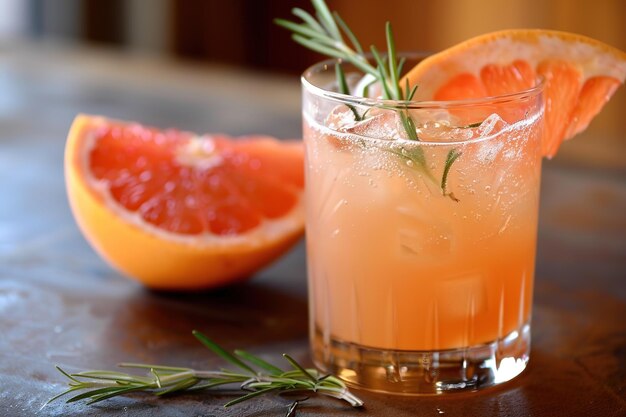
[302, 60, 544, 393]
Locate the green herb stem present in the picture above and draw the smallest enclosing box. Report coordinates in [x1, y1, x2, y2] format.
[335, 63, 362, 121]
[46, 331, 363, 411]
[442, 149, 462, 201]
[276, 0, 464, 199]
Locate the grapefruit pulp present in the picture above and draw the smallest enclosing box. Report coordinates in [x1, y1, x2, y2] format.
[65, 114, 304, 290]
[402, 29, 626, 157]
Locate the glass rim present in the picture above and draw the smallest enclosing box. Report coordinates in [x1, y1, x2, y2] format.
[301, 55, 545, 109]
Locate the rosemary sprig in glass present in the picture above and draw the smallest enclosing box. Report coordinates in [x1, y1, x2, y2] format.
[46, 330, 363, 412]
[275, 0, 463, 200]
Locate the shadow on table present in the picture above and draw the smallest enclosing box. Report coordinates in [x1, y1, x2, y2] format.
[93, 278, 309, 366]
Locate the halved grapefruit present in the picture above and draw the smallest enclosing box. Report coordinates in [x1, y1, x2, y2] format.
[402, 29, 626, 157]
[65, 114, 304, 290]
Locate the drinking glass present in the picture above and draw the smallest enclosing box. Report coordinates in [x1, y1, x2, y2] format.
[302, 56, 544, 394]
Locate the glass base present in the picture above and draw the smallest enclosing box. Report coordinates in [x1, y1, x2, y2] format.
[311, 322, 530, 395]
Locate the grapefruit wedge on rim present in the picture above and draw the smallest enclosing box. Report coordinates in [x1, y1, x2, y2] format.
[65, 114, 304, 290]
[402, 29, 626, 157]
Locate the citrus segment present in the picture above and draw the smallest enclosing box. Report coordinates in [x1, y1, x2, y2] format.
[403, 29, 626, 157]
[565, 76, 621, 139]
[480, 60, 535, 96]
[434, 73, 487, 101]
[65, 114, 305, 290]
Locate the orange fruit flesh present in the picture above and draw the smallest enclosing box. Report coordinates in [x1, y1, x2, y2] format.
[403, 30, 626, 158]
[89, 123, 303, 235]
[434, 61, 620, 156]
[66, 115, 305, 290]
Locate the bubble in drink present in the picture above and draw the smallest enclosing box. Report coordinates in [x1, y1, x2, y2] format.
[417, 119, 474, 142]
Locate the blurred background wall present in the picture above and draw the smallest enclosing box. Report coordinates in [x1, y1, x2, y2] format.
[2, 0, 624, 71]
[0, 0, 624, 151]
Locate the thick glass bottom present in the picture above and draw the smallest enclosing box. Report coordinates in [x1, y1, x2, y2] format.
[311, 321, 530, 395]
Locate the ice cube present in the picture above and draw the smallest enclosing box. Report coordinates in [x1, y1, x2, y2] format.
[324, 105, 359, 130]
[396, 205, 455, 259]
[438, 273, 487, 318]
[476, 141, 505, 163]
[417, 119, 475, 142]
[473, 114, 510, 163]
[476, 113, 508, 137]
[340, 108, 403, 140]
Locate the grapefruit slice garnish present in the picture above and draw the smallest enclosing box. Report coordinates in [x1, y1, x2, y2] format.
[65, 114, 304, 290]
[402, 29, 626, 157]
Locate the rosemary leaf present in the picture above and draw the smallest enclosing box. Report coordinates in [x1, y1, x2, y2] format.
[385, 22, 401, 100]
[399, 112, 419, 141]
[333, 11, 363, 54]
[187, 379, 242, 391]
[370, 46, 393, 99]
[441, 148, 462, 199]
[192, 331, 256, 375]
[335, 63, 362, 121]
[235, 350, 284, 375]
[224, 386, 280, 408]
[318, 374, 346, 388]
[407, 83, 419, 101]
[55, 366, 80, 383]
[282, 354, 318, 383]
[86, 386, 149, 405]
[291, 8, 325, 34]
[274, 19, 335, 46]
[150, 368, 162, 388]
[66, 387, 135, 404]
[290, 34, 346, 60]
[155, 377, 200, 396]
[312, 0, 342, 41]
[335, 62, 350, 94]
[71, 372, 151, 384]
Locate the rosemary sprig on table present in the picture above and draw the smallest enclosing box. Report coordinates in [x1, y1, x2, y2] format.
[46, 330, 363, 414]
[275, 0, 462, 200]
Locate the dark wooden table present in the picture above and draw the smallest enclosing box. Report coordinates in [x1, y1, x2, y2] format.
[1, 42, 625, 417]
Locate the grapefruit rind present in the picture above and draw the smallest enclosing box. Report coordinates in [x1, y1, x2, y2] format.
[404, 29, 626, 100]
[65, 114, 304, 290]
